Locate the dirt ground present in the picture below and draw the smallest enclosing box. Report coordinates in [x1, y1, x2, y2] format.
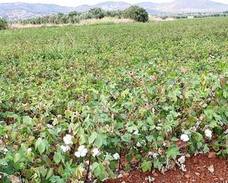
[106, 153, 228, 183]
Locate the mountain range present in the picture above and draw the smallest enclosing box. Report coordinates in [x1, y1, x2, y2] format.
[1, 0, 228, 20]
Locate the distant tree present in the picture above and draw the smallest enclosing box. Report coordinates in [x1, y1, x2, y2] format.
[68, 11, 80, 23]
[124, 6, 149, 22]
[105, 10, 123, 18]
[68, 11, 80, 17]
[0, 18, 8, 30]
[88, 8, 105, 19]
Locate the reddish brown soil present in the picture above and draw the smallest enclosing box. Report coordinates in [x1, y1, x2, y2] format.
[106, 154, 228, 183]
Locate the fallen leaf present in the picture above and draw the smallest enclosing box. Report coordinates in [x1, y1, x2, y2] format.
[207, 165, 214, 174]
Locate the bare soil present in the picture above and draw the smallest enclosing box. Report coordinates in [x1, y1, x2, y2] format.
[106, 153, 228, 183]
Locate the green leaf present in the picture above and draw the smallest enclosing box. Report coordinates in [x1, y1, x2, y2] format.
[53, 151, 63, 164]
[14, 152, 23, 163]
[153, 159, 163, 170]
[23, 116, 34, 126]
[50, 176, 65, 183]
[95, 134, 107, 148]
[121, 133, 131, 142]
[166, 145, 180, 160]
[46, 168, 54, 179]
[141, 160, 152, 172]
[92, 162, 107, 181]
[89, 132, 97, 144]
[35, 138, 49, 154]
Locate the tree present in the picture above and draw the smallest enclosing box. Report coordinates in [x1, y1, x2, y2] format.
[0, 18, 8, 30]
[88, 8, 105, 19]
[68, 11, 80, 24]
[124, 6, 149, 22]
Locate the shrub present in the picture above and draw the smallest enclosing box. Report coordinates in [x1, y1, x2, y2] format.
[124, 6, 149, 22]
[0, 18, 8, 30]
[88, 8, 105, 19]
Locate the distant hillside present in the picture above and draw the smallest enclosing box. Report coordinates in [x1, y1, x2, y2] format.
[74, 1, 131, 13]
[135, 2, 161, 14]
[1, 0, 228, 20]
[159, 0, 228, 13]
[95, 1, 131, 11]
[0, 2, 73, 20]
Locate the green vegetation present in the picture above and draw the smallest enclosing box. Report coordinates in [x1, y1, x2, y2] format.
[124, 6, 149, 22]
[88, 8, 105, 19]
[19, 6, 148, 25]
[0, 18, 8, 30]
[0, 17, 227, 182]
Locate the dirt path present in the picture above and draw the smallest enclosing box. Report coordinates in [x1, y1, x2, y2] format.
[106, 154, 228, 183]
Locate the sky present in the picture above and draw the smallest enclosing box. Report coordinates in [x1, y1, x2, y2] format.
[0, 0, 228, 7]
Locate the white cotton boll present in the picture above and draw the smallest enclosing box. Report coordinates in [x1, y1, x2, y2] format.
[80, 148, 88, 157]
[113, 153, 120, 160]
[74, 145, 88, 158]
[3, 148, 8, 154]
[60, 145, 70, 153]
[47, 124, 53, 128]
[92, 148, 100, 157]
[63, 134, 73, 145]
[178, 156, 186, 164]
[27, 148, 32, 153]
[180, 134, 189, 142]
[205, 129, 212, 139]
[152, 153, 159, 158]
[74, 151, 81, 158]
[180, 164, 187, 172]
[133, 129, 139, 135]
[148, 152, 159, 158]
[136, 142, 141, 147]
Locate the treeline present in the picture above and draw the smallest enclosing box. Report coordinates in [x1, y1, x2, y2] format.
[0, 18, 8, 30]
[167, 11, 228, 19]
[19, 6, 149, 25]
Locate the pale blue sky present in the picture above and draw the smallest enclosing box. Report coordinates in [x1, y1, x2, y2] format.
[0, 0, 228, 6]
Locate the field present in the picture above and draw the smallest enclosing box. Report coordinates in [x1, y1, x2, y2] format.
[0, 17, 227, 182]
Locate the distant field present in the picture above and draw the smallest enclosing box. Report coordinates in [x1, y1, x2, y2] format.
[0, 17, 227, 182]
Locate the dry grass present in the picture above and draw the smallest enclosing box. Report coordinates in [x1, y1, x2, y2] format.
[10, 17, 134, 29]
[79, 17, 134, 25]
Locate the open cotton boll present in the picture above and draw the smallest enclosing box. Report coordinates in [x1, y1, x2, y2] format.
[113, 153, 120, 160]
[205, 129, 213, 139]
[60, 145, 70, 153]
[180, 134, 189, 142]
[178, 156, 186, 164]
[92, 148, 100, 157]
[74, 145, 88, 158]
[63, 134, 73, 145]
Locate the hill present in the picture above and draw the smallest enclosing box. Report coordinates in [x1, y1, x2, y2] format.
[1, 0, 228, 20]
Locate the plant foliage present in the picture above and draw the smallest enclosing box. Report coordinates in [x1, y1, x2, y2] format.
[0, 17, 227, 182]
[0, 18, 8, 30]
[124, 6, 149, 22]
